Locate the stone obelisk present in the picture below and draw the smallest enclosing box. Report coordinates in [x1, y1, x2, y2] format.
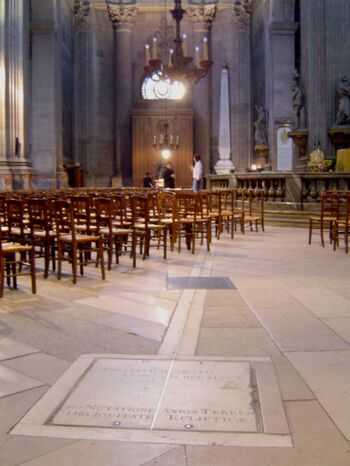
[215, 65, 234, 174]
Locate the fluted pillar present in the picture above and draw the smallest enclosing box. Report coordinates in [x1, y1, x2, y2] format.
[301, 0, 327, 153]
[109, 5, 137, 186]
[73, 1, 90, 169]
[232, 1, 252, 171]
[187, 6, 216, 174]
[0, 0, 32, 190]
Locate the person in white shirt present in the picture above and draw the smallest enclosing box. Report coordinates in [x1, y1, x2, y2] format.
[192, 154, 203, 192]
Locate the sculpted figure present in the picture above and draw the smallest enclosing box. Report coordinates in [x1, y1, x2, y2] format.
[254, 106, 268, 146]
[336, 75, 350, 125]
[292, 71, 305, 129]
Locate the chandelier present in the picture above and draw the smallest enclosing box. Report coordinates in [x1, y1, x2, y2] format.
[153, 121, 180, 160]
[144, 0, 213, 84]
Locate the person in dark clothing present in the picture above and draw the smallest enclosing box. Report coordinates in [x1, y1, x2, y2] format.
[143, 172, 153, 188]
[162, 163, 175, 189]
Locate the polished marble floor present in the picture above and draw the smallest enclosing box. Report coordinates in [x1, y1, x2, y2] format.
[0, 226, 350, 465]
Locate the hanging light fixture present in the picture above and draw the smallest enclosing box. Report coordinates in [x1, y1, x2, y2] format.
[153, 121, 180, 159]
[144, 0, 213, 85]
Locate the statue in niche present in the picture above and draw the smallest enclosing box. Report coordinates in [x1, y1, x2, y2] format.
[336, 75, 350, 125]
[291, 71, 306, 129]
[254, 106, 268, 146]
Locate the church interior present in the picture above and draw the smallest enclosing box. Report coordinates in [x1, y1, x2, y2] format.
[0, 0, 350, 465]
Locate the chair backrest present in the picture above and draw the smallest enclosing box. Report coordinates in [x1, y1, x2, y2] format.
[157, 192, 178, 220]
[176, 192, 202, 220]
[248, 190, 264, 217]
[69, 195, 92, 231]
[321, 193, 339, 219]
[6, 198, 27, 239]
[130, 195, 151, 226]
[53, 200, 75, 239]
[95, 197, 113, 232]
[28, 198, 52, 235]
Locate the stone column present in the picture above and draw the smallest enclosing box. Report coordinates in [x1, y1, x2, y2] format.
[267, 1, 297, 170]
[301, 0, 327, 154]
[31, 0, 66, 188]
[232, 0, 252, 172]
[108, 5, 137, 186]
[187, 6, 216, 175]
[0, 0, 32, 190]
[73, 1, 90, 170]
[0, 0, 6, 164]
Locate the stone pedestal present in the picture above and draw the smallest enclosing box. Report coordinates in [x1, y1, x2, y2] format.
[254, 144, 269, 168]
[288, 129, 309, 172]
[328, 126, 350, 151]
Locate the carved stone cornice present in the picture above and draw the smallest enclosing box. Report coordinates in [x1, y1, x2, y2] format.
[107, 5, 137, 30]
[186, 6, 216, 27]
[73, 0, 90, 30]
[233, 0, 252, 29]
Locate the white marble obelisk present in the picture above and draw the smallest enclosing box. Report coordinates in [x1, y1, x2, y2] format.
[215, 65, 234, 174]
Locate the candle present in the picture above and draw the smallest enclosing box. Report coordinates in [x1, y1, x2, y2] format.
[152, 37, 158, 60]
[203, 37, 208, 61]
[145, 44, 151, 64]
[153, 135, 157, 145]
[169, 134, 173, 145]
[168, 48, 174, 68]
[195, 46, 200, 68]
[182, 33, 188, 57]
[175, 135, 180, 146]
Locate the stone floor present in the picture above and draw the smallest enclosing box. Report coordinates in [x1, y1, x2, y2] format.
[1, 226, 350, 465]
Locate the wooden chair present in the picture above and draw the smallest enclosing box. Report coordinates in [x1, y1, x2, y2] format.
[53, 200, 105, 284]
[0, 225, 36, 297]
[244, 190, 265, 232]
[332, 193, 350, 253]
[130, 194, 167, 263]
[94, 197, 135, 269]
[158, 192, 180, 252]
[309, 192, 339, 246]
[176, 192, 211, 254]
[28, 197, 56, 278]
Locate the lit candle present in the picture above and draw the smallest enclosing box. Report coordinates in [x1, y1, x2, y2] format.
[203, 37, 208, 61]
[152, 37, 158, 60]
[182, 33, 188, 57]
[195, 46, 200, 68]
[145, 44, 151, 64]
[159, 133, 164, 144]
[168, 48, 174, 68]
[153, 135, 157, 145]
[176, 135, 180, 146]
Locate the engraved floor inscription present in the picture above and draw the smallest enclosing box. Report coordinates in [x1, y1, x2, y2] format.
[51, 358, 256, 433]
[12, 355, 291, 447]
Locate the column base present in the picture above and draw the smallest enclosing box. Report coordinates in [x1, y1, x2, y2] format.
[214, 159, 235, 175]
[0, 160, 35, 191]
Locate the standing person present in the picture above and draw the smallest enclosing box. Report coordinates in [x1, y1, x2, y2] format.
[143, 172, 153, 188]
[192, 154, 203, 192]
[163, 162, 175, 189]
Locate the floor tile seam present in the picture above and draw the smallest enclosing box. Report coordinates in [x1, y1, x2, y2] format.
[0, 383, 49, 402]
[0, 350, 42, 364]
[284, 398, 350, 445]
[238, 299, 350, 351]
[138, 446, 183, 466]
[13, 439, 81, 466]
[0, 361, 51, 383]
[284, 348, 350, 354]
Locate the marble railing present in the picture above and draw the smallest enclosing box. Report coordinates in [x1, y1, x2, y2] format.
[205, 173, 350, 204]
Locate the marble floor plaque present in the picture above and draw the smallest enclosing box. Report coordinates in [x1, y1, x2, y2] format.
[52, 358, 256, 433]
[12, 355, 291, 447]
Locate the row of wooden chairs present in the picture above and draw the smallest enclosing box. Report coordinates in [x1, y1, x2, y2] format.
[0, 188, 265, 296]
[309, 191, 350, 253]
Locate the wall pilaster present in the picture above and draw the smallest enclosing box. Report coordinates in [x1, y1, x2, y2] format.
[231, 0, 252, 171]
[187, 6, 216, 174]
[108, 5, 137, 186]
